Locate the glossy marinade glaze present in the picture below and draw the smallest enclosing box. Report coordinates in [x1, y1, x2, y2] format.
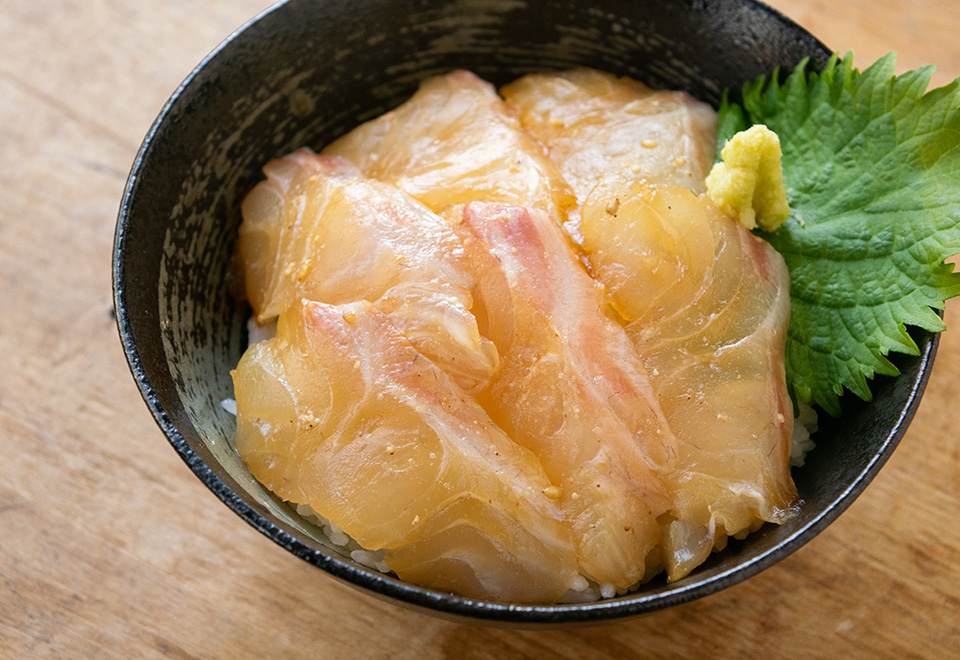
[229, 69, 796, 603]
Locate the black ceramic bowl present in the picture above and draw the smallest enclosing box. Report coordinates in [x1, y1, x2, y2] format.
[113, 0, 938, 625]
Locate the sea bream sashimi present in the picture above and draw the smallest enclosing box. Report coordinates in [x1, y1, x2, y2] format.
[235, 149, 498, 393]
[323, 70, 576, 224]
[231, 299, 579, 603]
[501, 68, 717, 238]
[448, 201, 677, 589]
[581, 179, 797, 581]
[229, 67, 801, 600]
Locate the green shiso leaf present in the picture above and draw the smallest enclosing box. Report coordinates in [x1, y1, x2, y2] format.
[718, 52, 960, 416]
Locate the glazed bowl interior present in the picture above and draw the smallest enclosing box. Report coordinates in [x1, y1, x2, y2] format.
[113, 0, 938, 625]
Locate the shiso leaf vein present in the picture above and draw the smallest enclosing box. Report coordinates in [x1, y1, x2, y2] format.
[717, 52, 960, 416]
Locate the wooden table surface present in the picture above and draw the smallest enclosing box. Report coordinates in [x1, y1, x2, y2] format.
[2, 1, 958, 658]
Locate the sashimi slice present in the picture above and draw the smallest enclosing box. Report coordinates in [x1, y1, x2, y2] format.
[323, 70, 576, 223]
[501, 68, 717, 238]
[449, 201, 676, 589]
[235, 149, 497, 393]
[580, 177, 717, 325]
[232, 299, 579, 603]
[581, 180, 797, 581]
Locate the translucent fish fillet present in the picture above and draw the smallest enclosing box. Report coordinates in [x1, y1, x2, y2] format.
[323, 70, 576, 223]
[235, 149, 497, 393]
[449, 201, 676, 589]
[232, 299, 579, 603]
[501, 68, 717, 238]
[581, 180, 797, 581]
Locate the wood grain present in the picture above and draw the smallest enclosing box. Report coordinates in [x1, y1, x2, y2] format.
[1, 1, 957, 658]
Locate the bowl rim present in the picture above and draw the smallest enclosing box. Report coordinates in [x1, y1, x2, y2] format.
[112, 0, 938, 625]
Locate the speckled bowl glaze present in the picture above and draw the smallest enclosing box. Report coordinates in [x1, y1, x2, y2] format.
[113, 0, 938, 625]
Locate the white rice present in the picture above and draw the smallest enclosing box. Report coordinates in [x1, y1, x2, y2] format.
[247, 317, 277, 344]
[295, 503, 392, 574]
[790, 402, 818, 467]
